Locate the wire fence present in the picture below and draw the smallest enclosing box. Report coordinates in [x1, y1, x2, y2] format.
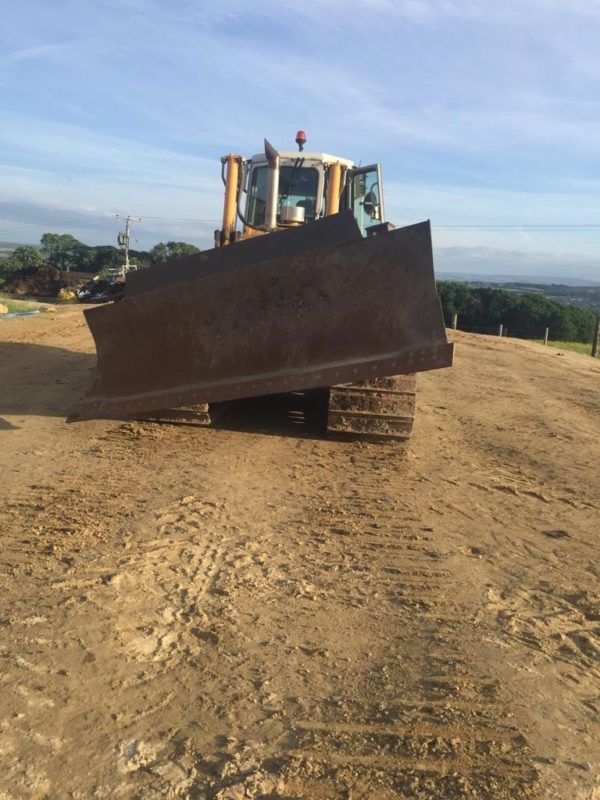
[449, 315, 600, 358]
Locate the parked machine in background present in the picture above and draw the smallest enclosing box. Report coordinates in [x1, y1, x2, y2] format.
[72, 132, 453, 442]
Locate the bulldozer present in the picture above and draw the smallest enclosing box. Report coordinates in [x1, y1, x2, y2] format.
[71, 132, 453, 442]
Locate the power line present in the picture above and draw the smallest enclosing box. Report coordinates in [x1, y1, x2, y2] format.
[136, 217, 600, 229]
[18, 212, 600, 232]
[134, 215, 220, 222]
[434, 224, 600, 230]
[24, 219, 117, 229]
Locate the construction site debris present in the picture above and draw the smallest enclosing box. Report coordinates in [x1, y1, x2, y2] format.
[58, 288, 79, 304]
[77, 276, 125, 303]
[2, 264, 87, 298]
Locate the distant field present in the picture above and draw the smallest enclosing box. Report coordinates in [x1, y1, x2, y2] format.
[0, 242, 21, 260]
[535, 339, 597, 356]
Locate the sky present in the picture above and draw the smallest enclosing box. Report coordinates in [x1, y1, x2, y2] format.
[1, 0, 600, 281]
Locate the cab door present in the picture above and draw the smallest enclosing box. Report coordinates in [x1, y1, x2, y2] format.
[344, 164, 385, 236]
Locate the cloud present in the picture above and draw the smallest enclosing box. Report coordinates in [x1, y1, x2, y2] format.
[0, 197, 215, 250]
[0, 42, 72, 69]
[0, 114, 223, 190]
[435, 244, 599, 282]
[1, 0, 600, 276]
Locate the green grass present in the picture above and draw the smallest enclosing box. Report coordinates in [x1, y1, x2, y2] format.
[535, 339, 597, 356]
[0, 294, 46, 314]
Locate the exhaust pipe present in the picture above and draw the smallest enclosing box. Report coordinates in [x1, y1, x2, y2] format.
[264, 138, 280, 231]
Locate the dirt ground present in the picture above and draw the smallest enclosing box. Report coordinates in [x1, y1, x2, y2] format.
[1, 307, 599, 800]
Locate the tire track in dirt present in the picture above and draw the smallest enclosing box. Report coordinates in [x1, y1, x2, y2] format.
[0, 419, 229, 799]
[104, 496, 228, 667]
[191, 438, 540, 800]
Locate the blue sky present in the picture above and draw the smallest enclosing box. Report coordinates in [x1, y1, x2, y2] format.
[1, 0, 599, 280]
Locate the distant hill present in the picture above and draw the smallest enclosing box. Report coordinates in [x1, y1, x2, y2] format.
[434, 244, 598, 285]
[437, 281, 598, 340]
[0, 242, 24, 260]
[436, 271, 600, 288]
[436, 276, 600, 315]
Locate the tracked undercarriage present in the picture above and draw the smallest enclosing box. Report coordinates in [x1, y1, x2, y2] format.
[327, 374, 417, 443]
[137, 376, 417, 443]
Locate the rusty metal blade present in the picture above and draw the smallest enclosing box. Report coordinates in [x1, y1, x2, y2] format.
[71, 220, 453, 422]
[126, 211, 363, 297]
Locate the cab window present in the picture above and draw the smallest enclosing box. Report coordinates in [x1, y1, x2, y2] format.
[247, 165, 320, 227]
[278, 165, 319, 221]
[247, 166, 267, 227]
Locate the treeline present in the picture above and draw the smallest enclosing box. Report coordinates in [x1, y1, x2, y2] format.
[437, 282, 597, 343]
[0, 233, 200, 278]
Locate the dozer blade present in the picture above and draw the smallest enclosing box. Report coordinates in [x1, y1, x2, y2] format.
[126, 211, 363, 297]
[71, 218, 453, 422]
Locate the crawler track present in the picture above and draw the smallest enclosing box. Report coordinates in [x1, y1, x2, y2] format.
[327, 374, 417, 442]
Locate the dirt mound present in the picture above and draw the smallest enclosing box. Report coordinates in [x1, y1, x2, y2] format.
[3, 264, 87, 297]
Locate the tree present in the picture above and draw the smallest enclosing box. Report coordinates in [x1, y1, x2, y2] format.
[149, 241, 200, 264]
[40, 233, 89, 272]
[86, 245, 123, 275]
[128, 248, 151, 270]
[436, 281, 596, 342]
[3, 245, 43, 273]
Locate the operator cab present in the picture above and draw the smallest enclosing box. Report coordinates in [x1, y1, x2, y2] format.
[217, 133, 386, 247]
[244, 144, 385, 236]
[244, 151, 353, 227]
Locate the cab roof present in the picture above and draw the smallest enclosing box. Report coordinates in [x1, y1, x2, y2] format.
[249, 150, 355, 168]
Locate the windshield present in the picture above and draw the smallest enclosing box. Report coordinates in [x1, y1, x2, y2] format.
[247, 165, 320, 227]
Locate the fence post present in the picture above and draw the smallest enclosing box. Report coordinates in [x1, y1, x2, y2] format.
[498, 324, 503, 337]
[592, 316, 600, 358]
[544, 327, 549, 346]
[452, 313, 458, 330]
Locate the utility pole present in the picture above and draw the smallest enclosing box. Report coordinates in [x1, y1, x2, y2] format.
[592, 316, 600, 358]
[116, 215, 142, 277]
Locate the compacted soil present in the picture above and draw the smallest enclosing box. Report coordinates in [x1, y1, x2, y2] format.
[0, 307, 599, 799]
